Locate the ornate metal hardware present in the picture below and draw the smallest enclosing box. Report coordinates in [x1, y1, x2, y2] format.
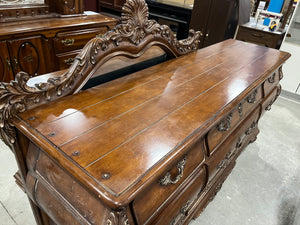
[61, 38, 75, 46]
[159, 155, 187, 186]
[217, 113, 233, 132]
[238, 102, 243, 117]
[180, 200, 191, 215]
[245, 122, 257, 135]
[64, 58, 75, 65]
[5, 58, 11, 71]
[23, 54, 33, 63]
[247, 89, 257, 104]
[265, 101, 273, 111]
[12, 57, 19, 70]
[217, 159, 227, 169]
[268, 73, 276, 83]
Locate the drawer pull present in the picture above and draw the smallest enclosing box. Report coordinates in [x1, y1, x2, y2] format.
[13, 57, 19, 70]
[217, 113, 233, 132]
[251, 33, 263, 38]
[64, 58, 75, 65]
[159, 156, 187, 186]
[61, 38, 75, 46]
[247, 89, 257, 104]
[5, 58, 11, 71]
[268, 73, 276, 83]
[245, 122, 257, 135]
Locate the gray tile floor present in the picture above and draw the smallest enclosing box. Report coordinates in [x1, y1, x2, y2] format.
[0, 96, 299, 225]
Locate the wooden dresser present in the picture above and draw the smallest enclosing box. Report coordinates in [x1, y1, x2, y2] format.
[0, 0, 290, 224]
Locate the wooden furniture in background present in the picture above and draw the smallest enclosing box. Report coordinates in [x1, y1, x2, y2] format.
[0, 13, 116, 83]
[189, 0, 239, 48]
[236, 23, 286, 49]
[0, 0, 290, 224]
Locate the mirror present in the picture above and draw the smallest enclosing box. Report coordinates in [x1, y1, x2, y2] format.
[0, 0, 44, 5]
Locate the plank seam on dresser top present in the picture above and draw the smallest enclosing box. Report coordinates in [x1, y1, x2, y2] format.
[25, 40, 244, 130]
[12, 40, 290, 207]
[82, 52, 271, 170]
[31, 42, 265, 150]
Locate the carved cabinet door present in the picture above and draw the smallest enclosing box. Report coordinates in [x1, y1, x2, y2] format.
[0, 41, 14, 83]
[7, 36, 51, 77]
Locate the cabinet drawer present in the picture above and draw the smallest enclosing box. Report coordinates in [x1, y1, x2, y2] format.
[55, 50, 80, 70]
[35, 151, 108, 224]
[206, 86, 262, 155]
[151, 167, 206, 225]
[35, 181, 88, 225]
[237, 27, 273, 44]
[132, 138, 205, 225]
[261, 85, 280, 116]
[263, 69, 280, 97]
[53, 27, 108, 53]
[207, 105, 260, 181]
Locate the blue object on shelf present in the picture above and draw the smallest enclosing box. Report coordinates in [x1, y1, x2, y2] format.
[268, 0, 284, 13]
[263, 18, 271, 26]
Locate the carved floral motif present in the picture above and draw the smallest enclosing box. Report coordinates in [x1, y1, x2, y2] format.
[0, 0, 201, 146]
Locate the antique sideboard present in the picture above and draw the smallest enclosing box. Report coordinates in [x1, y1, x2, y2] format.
[0, 0, 290, 224]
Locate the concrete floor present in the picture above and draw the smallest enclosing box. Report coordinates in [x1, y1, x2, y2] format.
[0, 96, 299, 225]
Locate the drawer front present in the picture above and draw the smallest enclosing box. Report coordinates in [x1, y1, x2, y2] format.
[55, 50, 80, 70]
[151, 167, 206, 225]
[35, 181, 89, 225]
[35, 151, 108, 224]
[207, 106, 260, 181]
[261, 85, 281, 116]
[53, 27, 108, 53]
[206, 86, 262, 155]
[237, 27, 273, 46]
[132, 138, 206, 225]
[263, 68, 280, 97]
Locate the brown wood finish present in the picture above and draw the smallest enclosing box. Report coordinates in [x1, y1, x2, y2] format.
[0, 0, 291, 224]
[0, 13, 116, 79]
[236, 24, 286, 49]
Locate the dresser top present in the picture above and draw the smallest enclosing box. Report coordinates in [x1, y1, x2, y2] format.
[13, 39, 290, 207]
[0, 13, 116, 37]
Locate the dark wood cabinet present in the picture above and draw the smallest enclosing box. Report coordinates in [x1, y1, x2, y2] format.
[99, 0, 125, 12]
[7, 36, 51, 76]
[0, 14, 116, 79]
[0, 41, 14, 83]
[190, 0, 239, 48]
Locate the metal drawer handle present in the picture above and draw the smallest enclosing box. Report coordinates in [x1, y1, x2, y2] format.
[159, 156, 187, 186]
[268, 73, 276, 83]
[5, 58, 11, 71]
[245, 122, 257, 135]
[247, 89, 257, 104]
[61, 38, 75, 46]
[218, 113, 233, 132]
[251, 33, 264, 38]
[64, 58, 75, 65]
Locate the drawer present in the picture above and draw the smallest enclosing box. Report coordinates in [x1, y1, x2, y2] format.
[237, 27, 273, 45]
[263, 69, 280, 97]
[35, 181, 89, 225]
[151, 166, 206, 225]
[261, 85, 280, 116]
[207, 106, 260, 181]
[53, 27, 108, 53]
[206, 86, 262, 155]
[35, 151, 108, 224]
[55, 50, 80, 70]
[132, 138, 206, 225]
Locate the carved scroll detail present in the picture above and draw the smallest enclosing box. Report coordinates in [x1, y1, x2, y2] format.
[0, 0, 201, 146]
